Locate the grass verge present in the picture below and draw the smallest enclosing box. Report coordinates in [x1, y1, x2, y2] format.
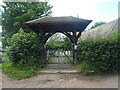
[77, 61, 102, 75]
[2, 60, 43, 80]
[0, 64, 2, 69]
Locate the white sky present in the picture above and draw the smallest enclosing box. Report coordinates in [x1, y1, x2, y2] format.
[48, 0, 118, 20]
[48, 0, 119, 29]
[0, 0, 119, 31]
[0, 0, 119, 28]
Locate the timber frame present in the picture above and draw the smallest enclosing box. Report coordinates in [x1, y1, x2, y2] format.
[25, 16, 92, 65]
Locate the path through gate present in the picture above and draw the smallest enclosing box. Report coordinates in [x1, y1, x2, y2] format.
[47, 49, 73, 64]
[41, 49, 76, 73]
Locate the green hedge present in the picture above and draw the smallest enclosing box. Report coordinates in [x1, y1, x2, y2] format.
[77, 32, 119, 74]
[7, 28, 42, 66]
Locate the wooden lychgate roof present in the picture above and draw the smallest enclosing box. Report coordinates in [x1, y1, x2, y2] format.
[25, 16, 92, 33]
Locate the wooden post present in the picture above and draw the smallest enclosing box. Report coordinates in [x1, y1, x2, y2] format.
[72, 31, 77, 66]
[39, 32, 46, 65]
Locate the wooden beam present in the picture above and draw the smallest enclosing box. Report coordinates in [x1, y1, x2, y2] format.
[44, 32, 56, 44]
[76, 32, 82, 40]
[62, 32, 73, 43]
[72, 31, 78, 65]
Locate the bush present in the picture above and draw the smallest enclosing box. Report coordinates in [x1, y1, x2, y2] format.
[77, 32, 119, 74]
[7, 28, 42, 66]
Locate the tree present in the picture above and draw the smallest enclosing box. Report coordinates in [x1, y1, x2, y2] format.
[45, 33, 65, 49]
[63, 37, 72, 49]
[45, 33, 72, 50]
[90, 22, 106, 29]
[2, 2, 53, 48]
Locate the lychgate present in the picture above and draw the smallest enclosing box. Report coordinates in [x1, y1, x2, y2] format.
[25, 16, 92, 65]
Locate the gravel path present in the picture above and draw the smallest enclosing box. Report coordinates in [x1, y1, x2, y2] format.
[1, 71, 118, 88]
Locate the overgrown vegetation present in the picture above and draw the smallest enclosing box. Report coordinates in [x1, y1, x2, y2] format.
[0, 64, 2, 69]
[2, 60, 42, 80]
[2, 52, 9, 63]
[2, 29, 43, 80]
[7, 28, 42, 66]
[77, 32, 119, 75]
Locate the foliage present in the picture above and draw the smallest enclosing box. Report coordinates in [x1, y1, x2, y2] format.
[2, 60, 42, 80]
[63, 37, 72, 49]
[90, 21, 106, 29]
[77, 61, 102, 75]
[66, 57, 73, 63]
[47, 57, 55, 63]
[7, 28, 42, 66]
[0, 64, 1, 69]
[45, 33, 64, 49]
[77, 32, 119, 75]
[2, 52, 9, 62]
[2, 2, 52, 48]
[45, 33, 72, 50]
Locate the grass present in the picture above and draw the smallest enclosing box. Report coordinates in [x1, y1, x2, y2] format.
[0, 64, 2, 69]
[2, 60, 43, 80]
[1, 52, 43, 80]
[77, 61, 102, 75]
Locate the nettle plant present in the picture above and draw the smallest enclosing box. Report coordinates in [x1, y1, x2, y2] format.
[7, 28, 42, 66]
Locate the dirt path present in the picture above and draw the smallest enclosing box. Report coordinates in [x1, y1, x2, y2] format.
[0, 57, 118, 88]
[1, 70, 118, 88]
